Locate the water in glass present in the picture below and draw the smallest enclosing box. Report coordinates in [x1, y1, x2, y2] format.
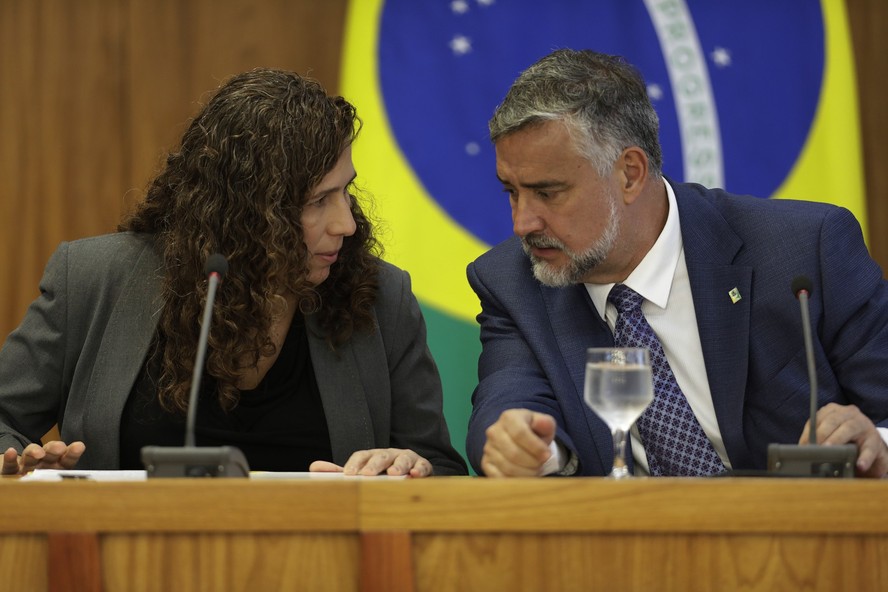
[583, 347, 654, 478]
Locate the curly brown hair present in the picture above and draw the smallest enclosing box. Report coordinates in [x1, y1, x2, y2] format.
[119, 68, 380, 413]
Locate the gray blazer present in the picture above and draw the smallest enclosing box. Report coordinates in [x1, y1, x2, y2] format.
[0, 233, 467, 475]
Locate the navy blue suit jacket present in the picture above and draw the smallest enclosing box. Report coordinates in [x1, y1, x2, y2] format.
[466, 181, 888, 476]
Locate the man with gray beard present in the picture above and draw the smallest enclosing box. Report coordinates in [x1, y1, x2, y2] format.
[465, 49, 888, 478]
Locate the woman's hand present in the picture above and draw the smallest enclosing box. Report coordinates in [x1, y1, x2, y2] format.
[2, 441, 86, 476]
[309, 448, 433, 478]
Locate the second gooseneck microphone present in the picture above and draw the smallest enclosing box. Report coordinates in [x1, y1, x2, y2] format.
[790, 275, 818, 446]
[766, 275, 856, 477]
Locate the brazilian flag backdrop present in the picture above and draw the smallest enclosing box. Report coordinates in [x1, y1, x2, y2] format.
[341, 0, 866, 464]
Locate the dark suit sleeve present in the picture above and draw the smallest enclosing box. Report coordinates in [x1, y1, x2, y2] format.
[378, 267, 468, 476]
[816, 206, 888, 429]
[465, 261, 579, 475]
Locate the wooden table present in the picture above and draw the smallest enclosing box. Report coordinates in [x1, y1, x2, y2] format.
[1, 476, 885, 591]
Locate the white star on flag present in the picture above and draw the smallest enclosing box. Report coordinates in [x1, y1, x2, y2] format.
[647, 83, 664, 101]
[451, 0, 469, 14]
[711, 47, 732, 67]
[449, 35, 472, 55]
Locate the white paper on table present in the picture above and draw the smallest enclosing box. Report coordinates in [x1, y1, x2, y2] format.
[18, 469, 407, 481]
[19, 469, 148, 482]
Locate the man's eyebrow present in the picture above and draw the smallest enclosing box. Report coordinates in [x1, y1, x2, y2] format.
[496, 176, 568, 190]
[523, 179, 568, 190]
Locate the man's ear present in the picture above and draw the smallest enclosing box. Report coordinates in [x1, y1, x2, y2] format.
[617, 147, 649, 203]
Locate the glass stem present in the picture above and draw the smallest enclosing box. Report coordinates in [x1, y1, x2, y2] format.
[612, 428, 629, 475]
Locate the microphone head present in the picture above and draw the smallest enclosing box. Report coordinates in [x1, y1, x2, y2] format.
[791, 275, 812, 298]
[205, 253, 229, 279]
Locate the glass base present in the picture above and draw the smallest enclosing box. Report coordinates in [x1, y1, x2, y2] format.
[607, 462, 631, 479]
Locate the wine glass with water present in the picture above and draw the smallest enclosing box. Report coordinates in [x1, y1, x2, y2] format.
[584, 347, 654, 479]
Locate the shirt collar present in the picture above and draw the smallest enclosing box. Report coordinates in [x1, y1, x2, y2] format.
[585, 178, 683, 314]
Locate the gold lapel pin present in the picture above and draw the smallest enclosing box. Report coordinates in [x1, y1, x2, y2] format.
[728, 287, 742, 304]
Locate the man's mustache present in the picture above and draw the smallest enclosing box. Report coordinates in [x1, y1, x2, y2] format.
[522, 234, 565, 250]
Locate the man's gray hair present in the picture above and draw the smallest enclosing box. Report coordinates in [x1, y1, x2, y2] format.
[489, 49, 663, 178]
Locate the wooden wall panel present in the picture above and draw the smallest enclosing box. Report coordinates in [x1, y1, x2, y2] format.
[847, 0, 888, 276]
[0, 0, 130, 335]
[123, 0, 349, 216]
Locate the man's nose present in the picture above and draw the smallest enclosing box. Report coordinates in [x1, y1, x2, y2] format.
[511, 197, 544, 237]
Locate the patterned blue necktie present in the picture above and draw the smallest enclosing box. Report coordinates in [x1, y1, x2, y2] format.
[607, 284, 725, 476]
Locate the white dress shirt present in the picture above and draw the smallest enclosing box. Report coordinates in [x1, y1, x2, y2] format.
[583, 180, 730, 474]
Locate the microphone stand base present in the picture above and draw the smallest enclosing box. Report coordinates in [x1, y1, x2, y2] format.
[141, 445, 250, 478]
[767, 443, 856, 478]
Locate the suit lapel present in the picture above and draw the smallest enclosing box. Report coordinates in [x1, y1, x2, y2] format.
[82, 242, 163, 468]
[543, 284, 613, 401]
[675, 186, 755, 468]
[305, 316, 378, 465]
[542, 283, 616, 471]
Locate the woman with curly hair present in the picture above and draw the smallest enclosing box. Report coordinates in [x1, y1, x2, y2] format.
[0, 69, 467, 477]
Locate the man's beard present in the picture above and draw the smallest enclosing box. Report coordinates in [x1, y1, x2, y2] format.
[521, 194, 620, 287]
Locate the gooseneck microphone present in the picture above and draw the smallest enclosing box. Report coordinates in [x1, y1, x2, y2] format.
[142, 254, 250, 478]
[767, 275, 856, 477]
[791, 276, 818, 446]
[184, 253, 227, 448]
